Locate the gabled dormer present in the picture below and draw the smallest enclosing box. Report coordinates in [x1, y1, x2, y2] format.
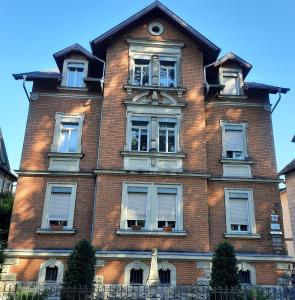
[215, 52, 252, 97]
[53, 43, 94, 89]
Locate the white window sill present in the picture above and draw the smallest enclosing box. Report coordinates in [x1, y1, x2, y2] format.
[224, 233, 261, 239]
[48, 152, 83, 158]
[37, 228, 77, 235]
[116, 229, 187, 236]
[121, 151, 185, 159]
[220, 158, 253, 164]
[218, 94, 247, 100]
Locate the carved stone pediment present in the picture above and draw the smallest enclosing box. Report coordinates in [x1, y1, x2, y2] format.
[132, 91, 177, 105]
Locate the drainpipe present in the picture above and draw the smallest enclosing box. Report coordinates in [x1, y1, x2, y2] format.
[271, 89, 282, 113]
[22, 75, 30, 101]
[203, 61, 218, 96]
[92, 55, 106, 91]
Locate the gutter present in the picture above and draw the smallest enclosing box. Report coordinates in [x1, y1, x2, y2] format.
[271, 89, 281, 113]
[92, 55, 106, 91]
[22, 75, 30, 101]
[203, 61, 218, 96]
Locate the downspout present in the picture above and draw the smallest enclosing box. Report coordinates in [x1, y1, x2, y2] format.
[271, 89, 282, 113]
[92, 55, 106, 91]
[22, 75, 30, 101]
[203, 61, 218, 96]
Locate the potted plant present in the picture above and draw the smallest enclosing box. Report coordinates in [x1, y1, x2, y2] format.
[131, 224, 142, 231]
[163, 226, 173, 232]
[50, 222, 64, 231]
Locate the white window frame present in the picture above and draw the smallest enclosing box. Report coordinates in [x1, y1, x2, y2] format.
[220, 121, 248, 160]
[61, 59, 88, 88]
[133, 56, 151, 86]
[224, 188, 256, 235]
[219, 67, 243, 96]
[38, 259, 64, 283]
[124, 261, 149, 285]
[120, 182, 183, 231]
[158, 118, 178, 153]
[51, 112, 84, 154]
[130, 116, 150, 152]
[41, 183, 77, 230]
[159, 57, 177, 88]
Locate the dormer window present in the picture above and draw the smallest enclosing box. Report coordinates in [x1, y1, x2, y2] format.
[66, 62, 85, 87]
[219, 68, 243, 96]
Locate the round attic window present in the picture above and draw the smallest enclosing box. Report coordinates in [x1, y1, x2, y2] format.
[148, 22, 164, 36]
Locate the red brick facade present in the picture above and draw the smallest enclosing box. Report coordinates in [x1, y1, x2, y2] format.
[5, 2, 291, 286]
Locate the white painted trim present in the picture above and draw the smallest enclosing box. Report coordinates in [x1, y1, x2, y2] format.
[120, 182, 183, 231]
[116, 229, 187, 236]
[30, 92, 102, 100]
[148, 22, 164, 36]
[61, 58, 88, 88]
[124, 261, 149, 285]
[158, 261, 176, 285]
[224, 188, 256, 235]
[16, 170, 94, 177]
[51, 112, 85, 154]
[38, 259, 64, 283]
[41, 182, 77, 230]
[4, 249, 295, 262]
[209, 177, 281, 183]
[219, 67, 243, 96]
[224, 233, 261, 239]
[237, 262, 256, 285]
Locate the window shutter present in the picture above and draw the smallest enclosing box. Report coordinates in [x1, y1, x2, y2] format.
[224, 129, 244, 152]
[157, 188, 177, 221]
[229, 193, 249, 225]
[49, 192, 71, 221]
[127, 187, 147, 220]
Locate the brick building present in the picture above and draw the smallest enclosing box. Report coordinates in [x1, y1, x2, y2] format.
[5, 1, 292, 285]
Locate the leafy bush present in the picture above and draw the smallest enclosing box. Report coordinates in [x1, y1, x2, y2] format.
[246, 289, 273, 300]
[0, 192, 14, 245]
[7, 287, 48, 300]
[210, 241, 240, 289]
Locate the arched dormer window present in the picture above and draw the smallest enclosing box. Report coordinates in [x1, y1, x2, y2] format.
[38, 259, 64, 283]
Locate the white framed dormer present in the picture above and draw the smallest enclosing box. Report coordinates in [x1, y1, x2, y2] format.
[219, 67, 243, 96]
[124, 261, 149, 285]
[49, 112, 84, 172]
[118, 182, 184, 236]
[61, 58, 89, 88]
[224, 188, 258, 238]
[39, 183, 77, 233]
[38, 259, 64, 283]
[127, 39, 184, 88]
[220, 121, 252, 178]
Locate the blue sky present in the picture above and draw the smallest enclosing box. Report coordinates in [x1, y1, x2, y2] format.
[0, 0, 294, 172]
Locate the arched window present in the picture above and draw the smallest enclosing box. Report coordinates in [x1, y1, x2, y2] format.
[237, 262, 256, 285]
[130, 268, 143, 285]
[159, 268, 171, 284]
[38, 259, 64, 283]
[239, 270, 251, 284]
[45, 266, 58, 282]
[124, 261, 149, 285]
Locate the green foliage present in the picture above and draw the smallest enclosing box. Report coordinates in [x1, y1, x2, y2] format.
[62, 239, 96, 288]
[0, 246, 5, 274]
[0, 192, 14, 245]
[7, 287, 48, 300]
[210, 241, 240, 289]
[246, 289, 273, 300]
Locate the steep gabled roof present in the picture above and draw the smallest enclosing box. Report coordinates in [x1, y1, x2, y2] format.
[53, 43, 94, 71]
[214, 52, 252, 77]
[90, 1, 220, 64]
[279, 159, 295, 176]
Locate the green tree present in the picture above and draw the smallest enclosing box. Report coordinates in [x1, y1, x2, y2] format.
[0, 246, 5, 275]
[210, 241, 240, 289]
[63, 239, 96, 288]
[0, 192, 14, 245]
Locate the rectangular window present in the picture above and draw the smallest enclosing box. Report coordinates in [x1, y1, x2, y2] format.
[130, 117, 149, 152]
[121, 183, 183, 231]
[51, 113, 84, 154]
[41, 183, 77, 230]
[133, 59, 150, 86]
[160, 60, 176, 87]
[158, 118, 177, 153]
[225, 189, 255, 235]
[221, 122, 247, 160]
[57, 122, 79, 153]
[157, 187, 177, 229]
[126, 186, 148, 229]
[66, 62, 85, 88]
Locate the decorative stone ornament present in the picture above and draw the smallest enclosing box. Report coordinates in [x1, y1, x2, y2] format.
[147, 248, 160, 285]
[148, 22, 164, 36]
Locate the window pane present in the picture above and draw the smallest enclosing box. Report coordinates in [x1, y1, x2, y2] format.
[45, 266, 58, 282]
[130, 269, 143, 285]
[168, 68, 175, 87]
[239, 270, 251, 284]
[168, 131, 175, 152]
[140, 129, 148, 151]
[131, 129, 139, 150]
[142, 66, 149, 86]
[134, 67, 141, 86]
[75, 69, 84, 87]
[68, 129, 78, 152]
[66, 70, 76, 87]
[159, 269, 171, 284]
[57, 130, 69, 152]
[159, 130, 166, 152]
[160, 68, 167, 86]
